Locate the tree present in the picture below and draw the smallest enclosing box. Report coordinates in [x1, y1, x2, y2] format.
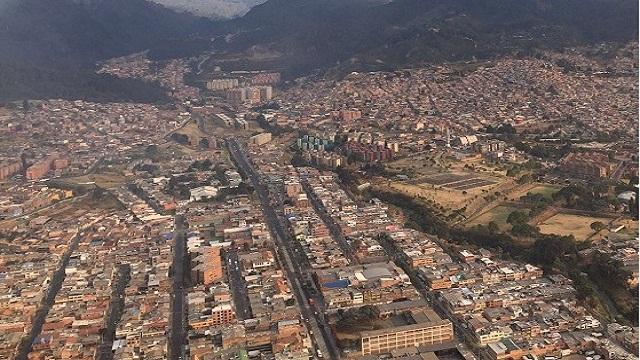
[170, 132, 189, 145]
[511, 223, 538, 237]
[507, 211, 529, 226]
[590, 221, 606, 232]
[487, 221, 500, 233]
[528, 235, 577, 268]
[497, 123, 516, 134]
[145, 144, 159, 158]
[358, 305, 380, 320]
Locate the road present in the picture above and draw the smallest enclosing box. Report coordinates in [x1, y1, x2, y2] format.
[169, 215, 187, 360]
[15, 230, 82, 360]
[376, 234, 467, 343]
[611, 160, 626, 181]
[97, 264, 131, 360]
[227, 138, 340, 360]
[301, 179, 357, 264]
[16, 217, 103, 360]
[226, 249, 253, 320]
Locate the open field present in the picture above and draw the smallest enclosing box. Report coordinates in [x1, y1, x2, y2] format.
[416, 173, 497, 190]
[467, 205, 529, 230]
[173, 121, 207, 140]
[386, 155, 443, 178]
[538, 213, 613, 241]
[522, 184, 560, 199]
[61, 173, 127, 189]
[381, 176, 505, 211]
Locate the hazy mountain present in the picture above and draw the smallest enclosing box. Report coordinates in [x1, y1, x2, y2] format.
[1, 0, 636, 102]
[219, 0, 639, 76]
[150, 0, 267, 19]
[0, 0, 214, 103]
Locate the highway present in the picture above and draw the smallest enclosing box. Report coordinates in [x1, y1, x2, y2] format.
[169, 215, 187, 360]
[227, 138, 340, 360]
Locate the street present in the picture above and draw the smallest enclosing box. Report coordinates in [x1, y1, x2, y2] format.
[227, 138, 341, 360]
[301, 179, 358, 264]
[15, 230, 83, 360]
[376, 234, 466, 341]
[169, 215, 187, 360]
[96, 265, 131, 360]
[226, 249, 253, 320]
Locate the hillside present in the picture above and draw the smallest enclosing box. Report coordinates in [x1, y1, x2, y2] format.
[1, 0, 637, 101]
[0, 0, 215, 103]
[217, 0, 639, 76]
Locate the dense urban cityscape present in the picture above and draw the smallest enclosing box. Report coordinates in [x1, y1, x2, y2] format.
[0, 1, 638, 360]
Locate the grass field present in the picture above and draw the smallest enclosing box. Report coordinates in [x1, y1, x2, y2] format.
[62, 173, 126, 189]
[525, 185, 561, 199]
[467, 205, 528, 230]
[538, 213, 612, 241]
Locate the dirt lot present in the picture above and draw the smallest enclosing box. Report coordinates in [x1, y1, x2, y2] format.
[538, 213, 613, 241]
[172, 121, 207, 140]
[386, 155, 443, 178]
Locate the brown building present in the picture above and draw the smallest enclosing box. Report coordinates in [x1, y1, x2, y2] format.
[191, 247, 223, 286]
[250, 72, 281, 85]
[486, 339, 526, 360]
[560, 152, 614, 178]
[425, 274, 452, 290]
[0, 160, 21, 180]
[189, 303, 236, 330]
[332, 109, 362, 122]
[25, 155, 69, 180]
[226, 88, 246, 103]
[246, 87, 262, 104]
[285, 181, 303, 198]
[210, 303, 236, 326]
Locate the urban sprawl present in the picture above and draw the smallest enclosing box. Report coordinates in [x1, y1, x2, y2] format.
[0, 44, 638, 360]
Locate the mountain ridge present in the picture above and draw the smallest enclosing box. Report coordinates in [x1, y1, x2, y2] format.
[0, 0, 637, 102]
[216, 0, 639, 76]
